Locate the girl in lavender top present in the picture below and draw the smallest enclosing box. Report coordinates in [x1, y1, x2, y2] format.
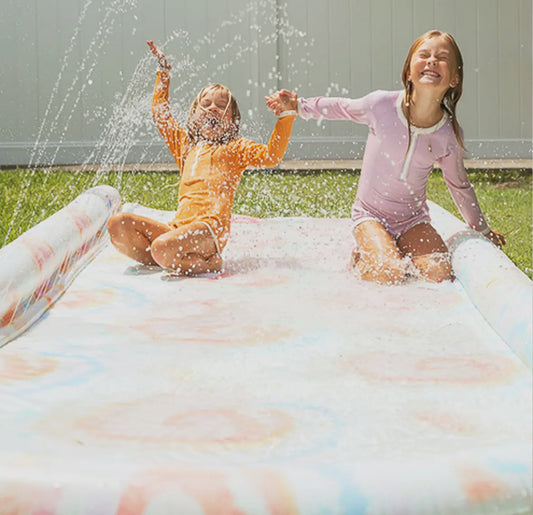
[266, 30, 505, 284]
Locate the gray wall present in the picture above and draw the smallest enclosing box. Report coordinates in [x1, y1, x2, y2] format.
[0, 0, 531, 167]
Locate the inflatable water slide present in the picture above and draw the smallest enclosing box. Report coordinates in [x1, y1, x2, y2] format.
[0, 186, 531, 514]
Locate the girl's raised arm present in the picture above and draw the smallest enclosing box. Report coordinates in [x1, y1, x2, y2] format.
[147, 40, 171, 72]
[148, 42, 189, 170]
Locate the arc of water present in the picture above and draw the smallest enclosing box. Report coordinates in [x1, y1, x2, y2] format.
[4, 0, 139, 246]
[5, 0, 313, 248]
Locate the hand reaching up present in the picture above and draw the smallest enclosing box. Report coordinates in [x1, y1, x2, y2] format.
[265, 89, 298, 116]
[147, 40, 171, 72]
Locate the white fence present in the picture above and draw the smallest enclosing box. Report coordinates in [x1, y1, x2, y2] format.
[0, 0, 531, 166]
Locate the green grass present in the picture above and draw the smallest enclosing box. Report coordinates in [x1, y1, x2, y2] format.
[1, 168, 531, 278]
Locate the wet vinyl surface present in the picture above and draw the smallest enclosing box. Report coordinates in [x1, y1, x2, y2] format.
[0, 208, 531, 514]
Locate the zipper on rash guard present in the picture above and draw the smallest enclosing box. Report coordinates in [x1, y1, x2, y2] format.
[400, 131, 418, 181]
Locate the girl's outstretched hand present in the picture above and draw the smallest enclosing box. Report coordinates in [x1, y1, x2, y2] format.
[147, 40, 171, 72]
[485, 229, 506, 248]
[265, 89, 298, 116]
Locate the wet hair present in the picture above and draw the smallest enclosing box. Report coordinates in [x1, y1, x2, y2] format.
[186, 84, 241, 144]
[401, 30, 464, 150]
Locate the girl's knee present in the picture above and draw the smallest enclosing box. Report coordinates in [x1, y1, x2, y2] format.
[424, 261, 453, 283]
[355, 255, 408, 285]
[413, 253, 453, 283]
[370, 263, 407, 285]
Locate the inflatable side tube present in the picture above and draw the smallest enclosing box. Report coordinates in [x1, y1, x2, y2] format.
[428, 202, 532, 369]
[449, 230, 532, 369]
[0, 185, 121, 347]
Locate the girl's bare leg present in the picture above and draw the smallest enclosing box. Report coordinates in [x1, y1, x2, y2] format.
[352, 220, 407, 284]
[150, 222, 222, 275]
[397, 222, 453, 282]
[167, 252, 223, 275]
[107, 213, 170, 265]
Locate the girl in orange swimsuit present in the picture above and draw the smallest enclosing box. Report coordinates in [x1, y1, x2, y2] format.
[107, 41, 296, 275]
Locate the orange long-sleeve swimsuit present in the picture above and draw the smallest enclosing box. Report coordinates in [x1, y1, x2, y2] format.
[151, 72, 295, 251]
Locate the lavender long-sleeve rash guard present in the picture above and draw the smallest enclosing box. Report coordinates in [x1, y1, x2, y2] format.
[298, 91, 489, 236]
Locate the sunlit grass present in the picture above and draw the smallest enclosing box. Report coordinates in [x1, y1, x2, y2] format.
[1, 168, 531, 278]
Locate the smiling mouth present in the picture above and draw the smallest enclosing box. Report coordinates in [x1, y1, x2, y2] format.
[421, 70, 440, 78]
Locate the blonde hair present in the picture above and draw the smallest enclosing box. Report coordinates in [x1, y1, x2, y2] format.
[186, 84, 241, 144]
[402, 30, 464, 150]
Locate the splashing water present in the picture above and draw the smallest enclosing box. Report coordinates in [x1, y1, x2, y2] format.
[4, 0, 314, 246]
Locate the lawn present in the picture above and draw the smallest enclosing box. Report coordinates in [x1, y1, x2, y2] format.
[1, 168, 531, 278]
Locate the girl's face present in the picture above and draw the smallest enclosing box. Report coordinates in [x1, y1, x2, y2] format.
[407, 37, 459, 96]
[193, 88, 233, 142]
